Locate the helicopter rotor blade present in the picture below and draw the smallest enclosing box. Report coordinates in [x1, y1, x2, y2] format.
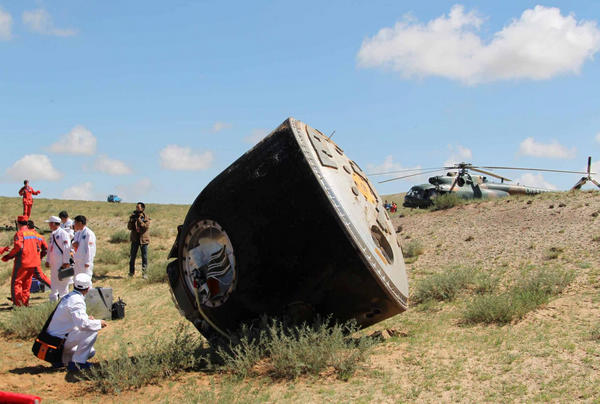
[378, 169, 444, 184]
[591, 177, 600, 189]
[588, 156, 592, 176]
[477, 166, 593, 175]
[448, 174, 460, 192]
[367, 167, 445, 176]
[469, 167, 512, 182]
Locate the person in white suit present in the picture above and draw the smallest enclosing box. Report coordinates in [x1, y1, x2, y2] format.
[46, 273, 107, 370]
[44, 216, 72, 301]
[72, 215, 96, 277]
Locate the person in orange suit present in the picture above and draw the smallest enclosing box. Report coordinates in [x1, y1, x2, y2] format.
[18, 179, 41, 218]
[2, 216, 50, 306]
[27, 220, 52, 290]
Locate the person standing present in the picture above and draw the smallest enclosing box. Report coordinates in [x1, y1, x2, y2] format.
[128, 202, 150, 279]
[72, 215, 96, 277]
[27, 220, 52, 290]
[2, 215, 48, 306]
[45, 216, 73, 301]
[58, 210, 75, 240]
[46, 273, 108, 371]
[18, 180, 41, 218]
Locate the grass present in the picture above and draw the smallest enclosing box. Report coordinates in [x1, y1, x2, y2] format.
[430, 193, 462, 211]
[463, 267, 574, 325]
[0, 301, 57, 339]
[86, 323, 206, 393]
[109, 230, 130, 244]
[217, 318, 376, 381]
[402, 240, 424, 259]
[146, 260, 169, 283]
[411, 267, 473, 304]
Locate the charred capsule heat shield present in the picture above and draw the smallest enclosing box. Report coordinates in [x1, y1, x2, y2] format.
[167, 118, 408, 339]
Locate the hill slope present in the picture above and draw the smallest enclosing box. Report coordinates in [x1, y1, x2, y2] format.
[0, 192, 599, 402]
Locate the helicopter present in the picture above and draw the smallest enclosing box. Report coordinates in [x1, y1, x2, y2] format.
[370, 158, 598, 209]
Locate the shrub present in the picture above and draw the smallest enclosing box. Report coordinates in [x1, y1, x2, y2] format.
[217, 318, 376, 381]
[146, 260, 168, 283]
[430, 193, 462, 211]
[0, 301, 57, 339]
[86, 324, 206, 393]
[463, 267, 574, 325]
[412, 268, 472, 304]
[591, 324, 600, 341]
[96, 249, 124, 265]
[109, 230, 129, 244]
[402, 240, 424, 259]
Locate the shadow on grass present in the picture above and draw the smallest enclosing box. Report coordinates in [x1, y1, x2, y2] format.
[9, 364, 64, 375]
[93, 274, 125, 280]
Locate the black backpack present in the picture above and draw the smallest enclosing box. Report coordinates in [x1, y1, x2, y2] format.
[111, 297, 126, 320]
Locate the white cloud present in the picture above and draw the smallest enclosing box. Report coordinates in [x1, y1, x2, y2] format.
[212, 121, 232, 132]
[244, 128, 269, 145]
[0, 7, 12, 40]
[94, 155, 132, 175]
[5, 154, 62, 181]
[159, 145, 214, 171]
[49, 125, 97, 155]
[357, 5, 600, 84]
[116, 178, 153, 202]
[62, 182, 93, 200]
[515, 173, 557, 190]
[518, 137, 575, 159]
[22, 8, 76, 37]
[595, 132, 600, 143]
[444, 145, 472, 167]
[367, 156, 425, 182]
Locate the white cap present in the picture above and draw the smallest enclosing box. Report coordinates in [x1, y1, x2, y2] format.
[45, 216, 61, 224]
[74, 273, 92, 290]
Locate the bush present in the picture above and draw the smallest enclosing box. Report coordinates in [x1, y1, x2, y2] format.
[109, 230, 129, 244]
[544, 246, 564, 260]
[430, 193, 462, 211]
[463, 267, 574, 325]
[86, 324, 206, 393]
[402, 240, 424, 259]
[217, 318, 376, 381]
[0, 301, 57, 339]
[412, 268, 472, 304]
[96, 249, 124, 265]
[146, 260, 168, 283]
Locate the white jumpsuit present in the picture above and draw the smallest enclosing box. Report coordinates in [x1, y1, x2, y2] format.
[60, 218, 75, 240]
[73, 226, 96, 277]
[47, 227, 73, 301]
[46, 290, 102, 364]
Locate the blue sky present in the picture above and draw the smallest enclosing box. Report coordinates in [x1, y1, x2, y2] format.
[1, 1, 600, 204]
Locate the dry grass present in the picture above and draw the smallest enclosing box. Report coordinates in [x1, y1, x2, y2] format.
[1, 191, 600, 402]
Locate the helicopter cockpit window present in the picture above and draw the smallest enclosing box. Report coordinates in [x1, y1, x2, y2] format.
[407, 189, 422, 198]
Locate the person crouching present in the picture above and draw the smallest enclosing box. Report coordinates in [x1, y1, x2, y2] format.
[45, 216, 73, 301]
[46, 273, 107, 371]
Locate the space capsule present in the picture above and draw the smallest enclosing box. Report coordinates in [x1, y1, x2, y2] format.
[167, 118, 408, 340]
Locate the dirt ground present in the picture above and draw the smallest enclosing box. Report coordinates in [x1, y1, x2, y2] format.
[1, 191, 600, 403]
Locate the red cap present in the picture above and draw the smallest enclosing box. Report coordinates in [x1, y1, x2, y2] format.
[17, 215, 28, 222]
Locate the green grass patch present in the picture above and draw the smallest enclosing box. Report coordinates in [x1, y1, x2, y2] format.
[109, 230, 130, 244]
[86, 324, 206, 393]
[147, 260, 168, 283]
[430, 193, 462, 211]
[0, 301, 57, 339]
[96, 248, 125, 265]
[412, 267, 473, 304]
[402, 240, 424, 260]
[463, 267, 574, 325]
[218, 318, 376, 381]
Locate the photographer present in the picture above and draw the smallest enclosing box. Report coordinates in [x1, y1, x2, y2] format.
[128, 202, 150, 279]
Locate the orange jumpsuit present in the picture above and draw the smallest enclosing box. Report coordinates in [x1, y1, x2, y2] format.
[2, 226, 50, 306]
[18, 185, 40, 218]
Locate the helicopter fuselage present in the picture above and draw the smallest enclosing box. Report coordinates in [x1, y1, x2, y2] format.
[403, 172, 549, 208]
